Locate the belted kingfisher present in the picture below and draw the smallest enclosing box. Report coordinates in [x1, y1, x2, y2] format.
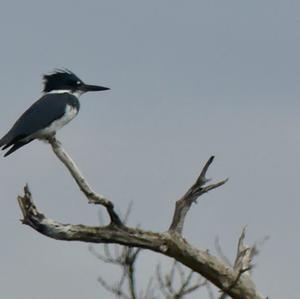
[0, 69, 109, 157]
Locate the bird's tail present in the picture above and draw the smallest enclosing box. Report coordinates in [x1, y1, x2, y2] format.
[0, 133, 33, 157]
[0, 135, 9, 148]
[0, 133, 13, 153]
[2, 140, 33, 157]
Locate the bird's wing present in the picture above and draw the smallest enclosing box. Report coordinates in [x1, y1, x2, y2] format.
[0, 93, 78, 148]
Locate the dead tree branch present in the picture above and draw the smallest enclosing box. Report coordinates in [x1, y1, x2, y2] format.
[17, 138, 266, 299]
[217, 227, 268, 299]
[156, 261, 205, 299]
[168, 156, 228, 234]
[48, 136, 123, 226]
[91, 239, 206, 299]
[90, 243, 140, 299]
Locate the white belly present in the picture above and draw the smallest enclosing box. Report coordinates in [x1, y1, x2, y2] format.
[35, 104, 78, 138]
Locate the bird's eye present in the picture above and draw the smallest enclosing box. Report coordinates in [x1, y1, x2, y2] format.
[76, 81, 81, 85]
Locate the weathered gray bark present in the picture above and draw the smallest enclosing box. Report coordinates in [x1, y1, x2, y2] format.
[17, 137, 266, 299]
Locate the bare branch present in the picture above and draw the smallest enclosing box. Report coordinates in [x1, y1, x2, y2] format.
[88, 244, 120, 264]
[17, 144, 266, 299]
[156, 263, 169, 298]
[169, 156, 228, 234]
[156, 261, 206, 299]
[98, 276, 130, 299]
[127, 255, 138, 299]
[234, 227, 253, 275]
[175, 262, 186, 286]
[47, 136, 123, 226]
[90, 240, 142, 299]
[218, 227, 259, 298]
[17, 186, 264, 299]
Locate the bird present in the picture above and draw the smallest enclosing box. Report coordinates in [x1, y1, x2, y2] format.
[0, 69, 109, 157]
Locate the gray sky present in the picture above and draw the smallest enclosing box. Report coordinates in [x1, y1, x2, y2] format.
[0, 1, 299, 298]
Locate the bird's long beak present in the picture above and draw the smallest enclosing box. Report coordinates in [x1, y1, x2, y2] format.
[81, 84, 110, 92]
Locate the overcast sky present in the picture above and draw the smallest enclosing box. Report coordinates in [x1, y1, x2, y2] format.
[0, 1, 299, 298]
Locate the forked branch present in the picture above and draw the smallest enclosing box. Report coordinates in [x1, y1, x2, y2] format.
[16, 138, 266, 299]
[169, 156, 228, 234]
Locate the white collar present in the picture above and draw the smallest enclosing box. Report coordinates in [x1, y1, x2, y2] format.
[46, 89, 84, 97]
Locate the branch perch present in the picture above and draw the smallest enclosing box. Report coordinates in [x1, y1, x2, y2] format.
[48, 136, 123, 226]
[16, 139, 265, 299]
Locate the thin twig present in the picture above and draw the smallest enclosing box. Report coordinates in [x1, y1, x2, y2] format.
[155, 260, 206, 299]
[91, 239, 141, 299]
[98, 276, 130, 299]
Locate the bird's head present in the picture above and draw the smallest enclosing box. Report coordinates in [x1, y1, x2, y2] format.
[43, 69, 110, 96]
